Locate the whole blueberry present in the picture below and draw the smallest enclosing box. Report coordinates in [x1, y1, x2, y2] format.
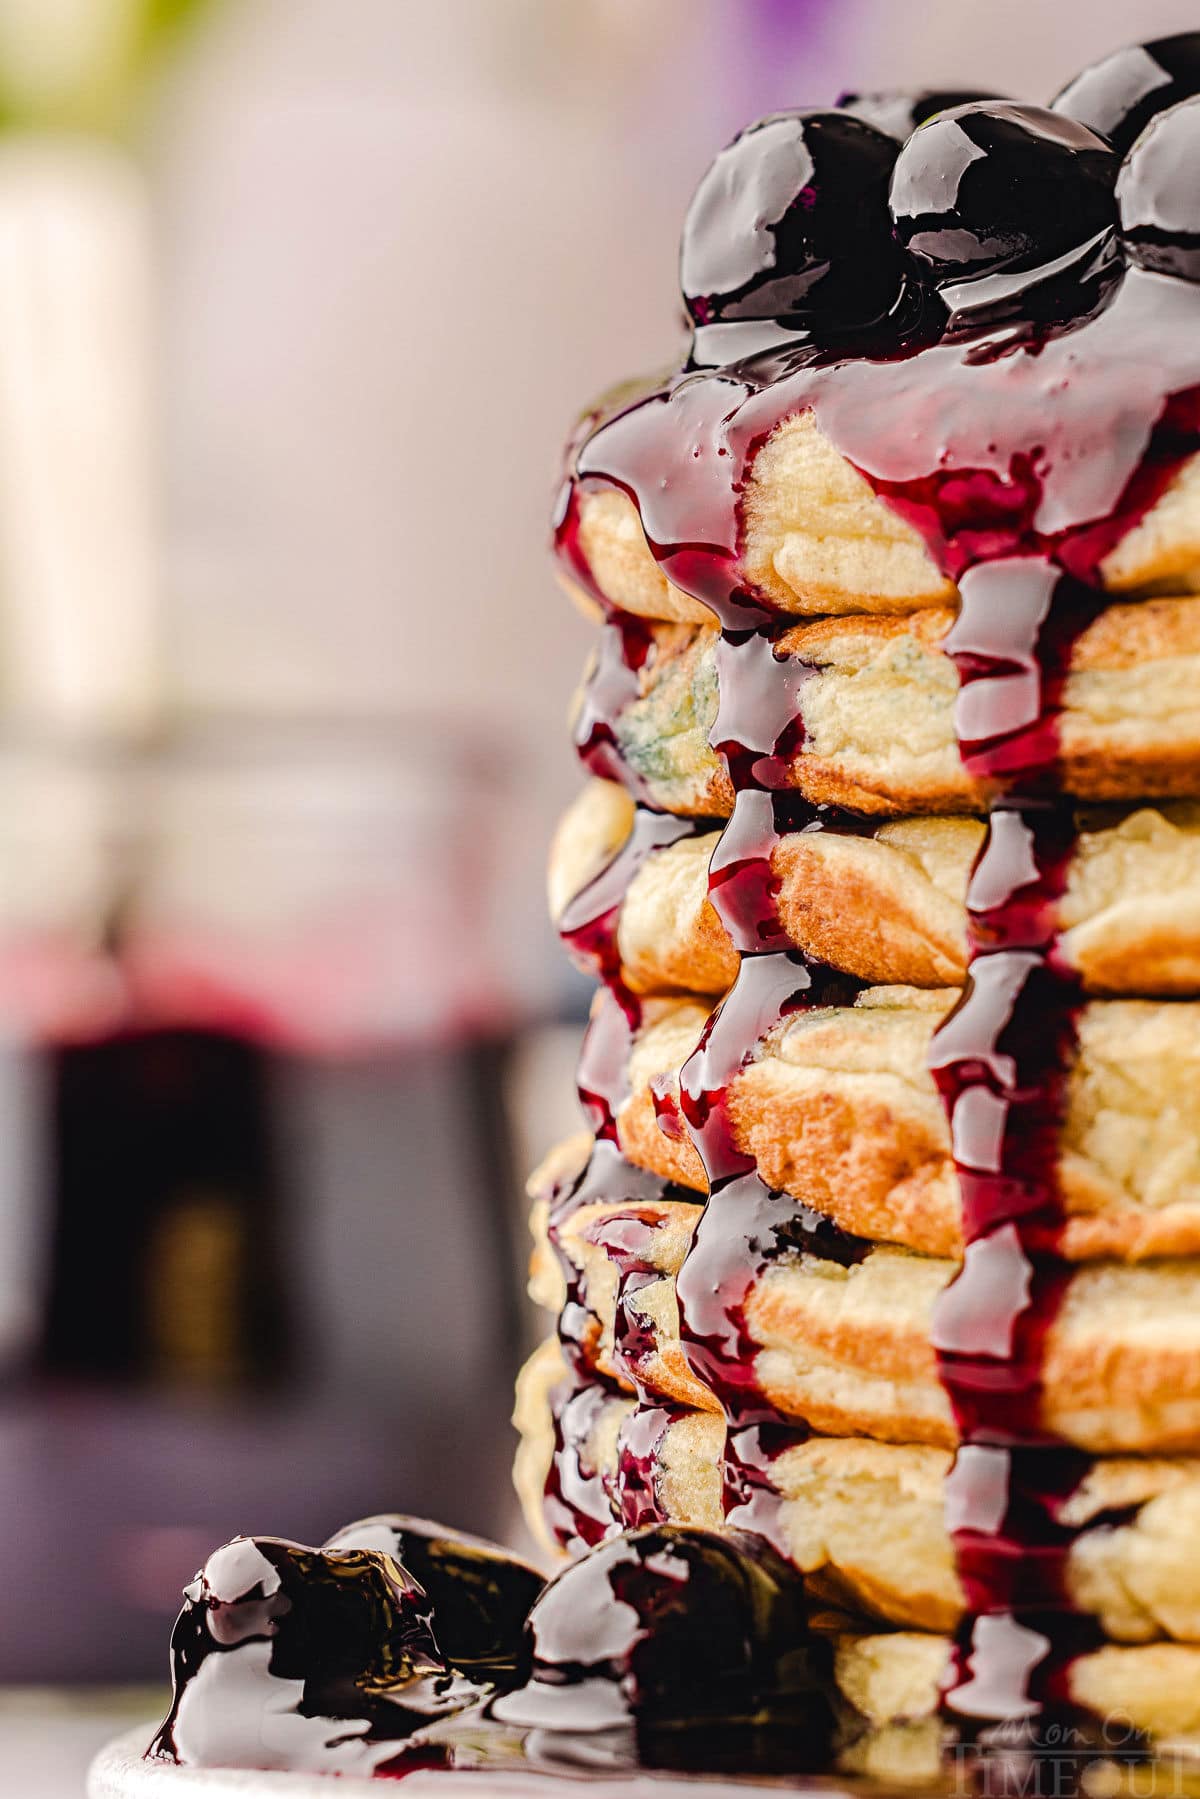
[149, 1536, 453, 1772]
[1053, 34, 1200, 156]
[838, 88, 1003, 141]
[1116, 96, 1200, 280]
[680, 111, 902, 331]
[889, 102, 1117, 286]
[491, 1526, 830, 1770]
[324, 1514, 543, 1681]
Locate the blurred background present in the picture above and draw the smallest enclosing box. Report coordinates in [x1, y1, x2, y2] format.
[1, 0, 1198, 1787]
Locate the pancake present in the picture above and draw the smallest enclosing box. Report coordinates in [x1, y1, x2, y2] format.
[606, 985, 1200, 1263]
[535, 1170, 1200, 1454]
[832, 1629, 1200, 1786]
[515, 1346, 1200, 1645]
[578, 597, 1200, 816]
[571, 410, 1200, 625]
[552, 780, 1200, 996]
[514, 1358, 1200, 1781]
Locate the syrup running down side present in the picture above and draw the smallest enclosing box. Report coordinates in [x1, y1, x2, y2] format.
[540, 1137, 703, 1553]
[541, 1370, 623, 1555]
[927, 561, 1093, 1737]
[572, 614, 660, 801]
[722, 1422, 813, 1562]
[611, 1401, 676, 1530]
[561, 802, 711, 1144]
[676, 953, 866, 1418]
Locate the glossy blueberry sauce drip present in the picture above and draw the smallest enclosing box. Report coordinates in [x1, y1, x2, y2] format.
[558, 806, 710, 986]
[591, 1207, 677, 1396]
[675, 953, 867, 1419]
[572, 613, 658, 799]
[541, 1138, 702, 1554]
[926, 558, 1097, 1733]
[558, 273, 1200, 606]
[543, 1139, 695, 1316]
[722, 1422, 811, 1559]
[708, 788, 882, 954]
[711, 626, 815, 791]
[649, 1070, 687, 1141]
[706, 789, 796, 954]
[557, 230, 1200, 1755]
[542, 1369, 624, 1555]
[613, 1402, 684, 1529]
[574, 986, 636, 1144]
[542, 1372, 692, 1542]
[560, 749, 712, 1146]
[945, 562, 1106, 788]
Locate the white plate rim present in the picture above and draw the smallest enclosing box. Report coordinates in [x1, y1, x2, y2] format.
[88, 1724, 838, 1798]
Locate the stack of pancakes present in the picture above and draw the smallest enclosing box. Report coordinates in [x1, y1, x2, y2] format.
[514, 416, 1200, 1778]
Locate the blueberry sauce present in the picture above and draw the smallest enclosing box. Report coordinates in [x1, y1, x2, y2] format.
[320, 1518, 542, 1685]
[560, 746, 712, 1146]
[706, 789, 796, 954]
[649, 1069, 687, 1140]
[676, 953, 867, 1419]
[708, 788, 883, 955]
[565, 828, 685, 1146]
[543, 1138, 696, 1318]
[590, 1206, 679, 1397]
[566, 779, 900, 976]
[558, 806, 710, 988]
[906, 546, 1112, 1734]
[540, 1138, 705, 1554]
[923, 561, 1097, 1733]
[572, 614, 659, 799]
[945, 562, 1105, 788]
[613, 1402, 684, 1529]
[557, 271, 1200, 608]
[722, 1422, 811, 1560]
[540, 1368, 692, 1544]
[710, 626, 816, 793]
[542, 1368, 623, 1554]
[574, 987, 638, 1145]
[151, 1521, 835, 1780]
[555, 117, 1200, 1762]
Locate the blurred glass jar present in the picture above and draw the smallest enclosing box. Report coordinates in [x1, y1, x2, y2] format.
[0, 719, 522, 1054]
[0, 743, 130, 1044]
[124, 719, 520, 1053]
